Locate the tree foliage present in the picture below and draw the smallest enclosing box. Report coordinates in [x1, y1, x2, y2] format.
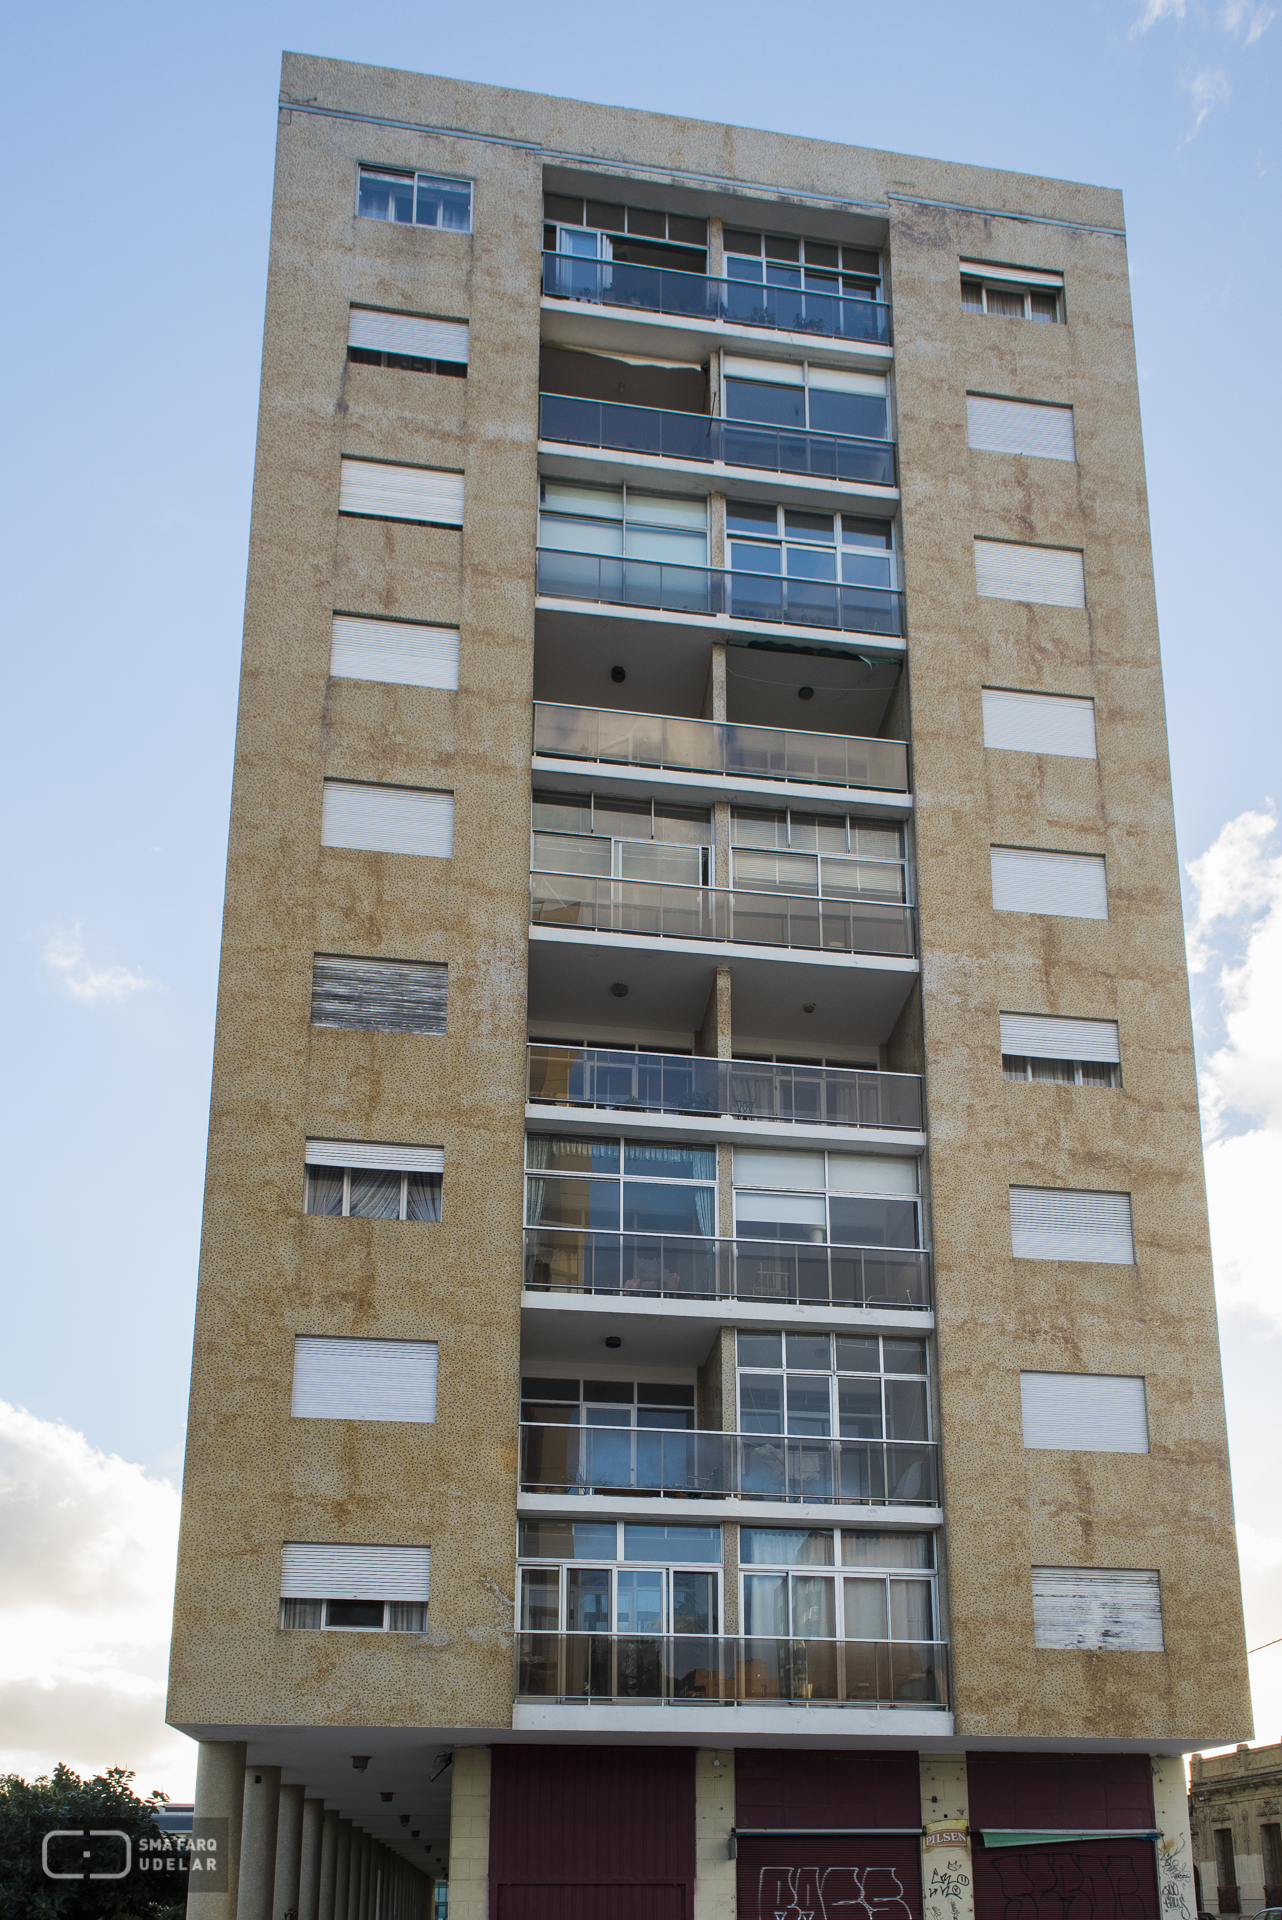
[0, 1764, 185, 1918]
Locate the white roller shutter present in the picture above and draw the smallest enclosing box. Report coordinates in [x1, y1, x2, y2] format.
[339, 459, 464, 525]
[723, 355, 804, 386]
[310, 956, 446, 1033]
[1010, 1187, 1135, 1264]
[967, 397, 1076, 461]
[974, 539, 1085, 607]
[321, 781, 454, 858]
[349, 308, 469, 363]
[305, 1140, 444, 1172]
[281, 1542, 431, 1600]
[1031, 1567, 1163, 1651]
[292, 1337, 438, 1423]
[806, 366, 887, 397]
[999, 1013, 1120, 1064]
[330, 617, 460, 690]
[1020, 1373, 1149, 1452]
[960, 259, 1063, 290]
[991, 848, 1108, 919]
[982, 688, 1096, 757]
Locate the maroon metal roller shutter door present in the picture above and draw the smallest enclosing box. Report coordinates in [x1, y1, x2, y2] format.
[736, 1835, 923, 1920]
[968, 1754, 1158, 1920]
[496, 1888, 685, 1920]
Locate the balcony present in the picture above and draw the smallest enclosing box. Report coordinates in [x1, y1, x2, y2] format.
[523, 1228, 929, 1311]
[542, 253, 893, 348]
[533, 702, 909, 797]
[528, 1045, 922, 1131]
[520, 1423, 938, 1506]
[516, 1631, 948, 1709]
[539, 393, 897, 490]
[530, 872, 915, 959]
[536, 549, 903, 643]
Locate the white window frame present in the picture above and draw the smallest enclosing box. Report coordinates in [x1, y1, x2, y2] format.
[523, 1134, 717, 1238]
[960, 260, 1062, 322]
[721, 356, 892, 440]
[532, 790, 712, 885]
[303, 1163, 442, 1221]
[737, 1525, 937, 1644]
[537, 479, 709, 565]
[356, 166, 473, 232]
[722, 231, 883, 298]
[725, 501, 898, 589]
[517, 1524, 723, 1636]
[280, 1597, 427, 1633]
[729, 805, 908, 903]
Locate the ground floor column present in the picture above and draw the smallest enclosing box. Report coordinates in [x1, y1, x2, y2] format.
[274, 1783, 305, 1917]
[447, 1748, 491, 1920]
[299, 1799, 326, 1920]
[334, 1820, 352, 1919]
[1153, 1755, 1198, 1920]
[238, 1765, 282, 1920]
[187, 1738, 247, 1919]
[920, 1754, 975, 1920]
[694, 1749, 735, 1920]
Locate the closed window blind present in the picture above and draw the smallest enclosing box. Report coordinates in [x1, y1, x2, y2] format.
[1010, 1187, 1135, 1264]
[330, 617, 460, 691]
[967, 396, 1076, 461]
[999, 1013, 1120, 1064]
[321, 781, 454, 858]
[305, 1140, 444, 1172]
[975, 539, 1086, 608]
[991, 848, 1108, 919]
[1020, 1373, 1149, 1452]
[339, 459, 464, 525]
[982, 689, 1096, 758]
[1031, 1567, 1163, 1652]
[281, 1542, 431, 1601]
[292, 1337, 438, 1423]
[960, 259, 1064, 291]
[310, 956, 446, 1033]
[348, 308, 469, 363]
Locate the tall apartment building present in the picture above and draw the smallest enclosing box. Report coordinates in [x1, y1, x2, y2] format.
[168, 53, 1251, 1920]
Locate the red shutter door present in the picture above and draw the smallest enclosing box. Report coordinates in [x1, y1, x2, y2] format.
[736, 1834, 923, 1920]
[496, 1887, 686, 1919]
[972, 1839, 1157, 1920]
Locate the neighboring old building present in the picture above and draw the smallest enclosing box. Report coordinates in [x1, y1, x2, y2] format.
[1191, 1744, 1282, 1917]
[166, 52, 1252, 1920]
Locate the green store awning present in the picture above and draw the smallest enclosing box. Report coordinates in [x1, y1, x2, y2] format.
[980, 1831, 1160, 1850]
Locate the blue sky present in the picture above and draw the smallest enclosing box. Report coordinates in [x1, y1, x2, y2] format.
[0, 0, 1278, 1792]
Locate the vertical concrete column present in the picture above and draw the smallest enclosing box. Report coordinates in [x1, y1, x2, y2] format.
[188, 1737, 247, 1919]
[694, 1749, 735, 1920]
[274, 1784, 305, 1917]
[356, 1836, 372, 1919]
[919, 1755, 974, 1920]
[333, 1821, 352, 1920]
[447, 1748, 491, 1920]
[239, 1767, 282, 1920]
[702, 640, 728, 718]
[712, 802, 731, 890]
[1153, 1756, 1198, 1920]
[300, 1801, 327, 1920]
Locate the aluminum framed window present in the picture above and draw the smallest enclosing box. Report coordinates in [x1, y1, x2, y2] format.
[280, 1598, 427, 1632]
[726, 500, 897, 591]
[960, 260, 1062, 322]
[532, 789, 712, 888]
[538, 479, 708, 566]
[733, 1147, 922, 1250]
[736, 1328, 930, 1442]
[517, 1517, 721, 1636]
[524, 1136, 716, 1239]
[357, 166, 472, 231]
[542, 194, 708, 272]
[730, 805, 907, 903]
[304, 1164, 443, 1221]
[723, 230, 882, 301]
[739, 1524, 936, 1642]
[722, 356, 890, 442]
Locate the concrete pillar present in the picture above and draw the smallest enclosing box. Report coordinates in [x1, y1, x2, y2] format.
[299, 1801, 326, 1920]
[448, 1748, 491, 1920]
[694, 1749, 735, 1920]
[274, 1784, 305, 1918]
[1153, 1756, 1198, 1920]
[356, 1834, 372, 1919]
[239, 1766, 282, 1920]
[333, 1821, 352, 1920]
[919, 1754, 974, 1920]
[347, 1832, 365, 1920]
[188, 1737, 247, 1918]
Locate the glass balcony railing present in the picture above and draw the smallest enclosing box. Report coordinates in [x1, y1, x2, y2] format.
[540, 393, 897, 488]
[517, 1630, 948, 1708]
[533, 701, 910, 794]
[536, 549, 904, 639]
[530, 872, 916, 958]
[527, 1044, 923, 1131]
[523, 1228, 930, 1310]
[542, 253, 893, 348]
[520, 1423, 938, 1505]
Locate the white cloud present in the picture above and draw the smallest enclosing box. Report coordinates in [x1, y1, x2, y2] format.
[44, 925, 159, 1005]
[1221, 0, 1276, 42]
[0, 1401, 194, 1796]
[1132, 0, 1185, 31]
[1184, 64, 1233, 135]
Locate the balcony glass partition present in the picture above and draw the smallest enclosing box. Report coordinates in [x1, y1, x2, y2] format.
[516, 1630, 947, 1707]
[521, 1229, 929, 1309]
[539, 393, 897, 489]
[529, 873, 914, 955]
[542, 252, 893, 347]
[532, 703, 910, 794]
[527, 1044, 923, 1131]
[536, 549, 904, 638]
